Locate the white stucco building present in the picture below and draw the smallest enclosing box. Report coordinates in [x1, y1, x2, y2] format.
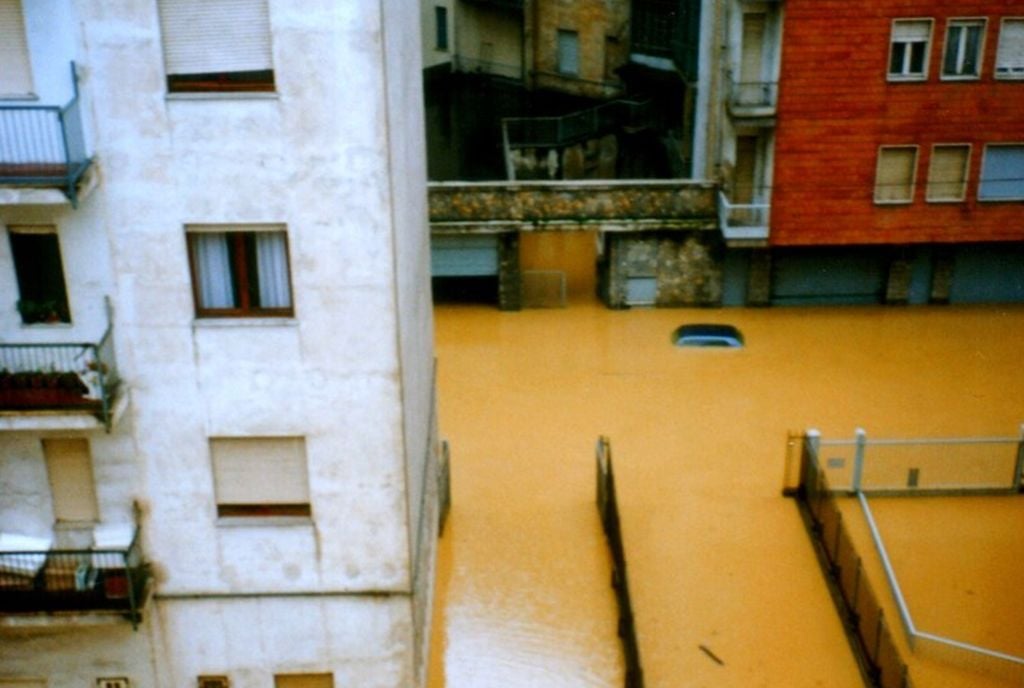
[0, 2, 440, 687]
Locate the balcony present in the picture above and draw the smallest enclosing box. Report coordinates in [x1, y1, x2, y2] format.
[718, 191, 770, 246]
[429, 179, 718, 232]
[0, 322, 122, 432]
[727, 80, 778, 120]
[0, 518, 148, 627]
[0, 64, 94, 206]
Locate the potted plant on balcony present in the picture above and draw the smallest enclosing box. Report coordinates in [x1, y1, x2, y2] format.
[0, 369, 91, 409]
[16, 299, 68, 324]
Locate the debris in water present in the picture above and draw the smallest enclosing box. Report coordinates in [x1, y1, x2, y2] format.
[699, 644, 725, 666]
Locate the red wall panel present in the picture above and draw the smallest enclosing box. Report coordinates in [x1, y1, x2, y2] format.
[772, 0, 1024, 246]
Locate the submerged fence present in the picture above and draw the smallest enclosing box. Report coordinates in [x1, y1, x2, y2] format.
[596, 436, 644, 688]
[798, 435, 914, 688]
[795, 428, 1024, 686]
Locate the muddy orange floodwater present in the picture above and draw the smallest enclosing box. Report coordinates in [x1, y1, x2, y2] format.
[428, 300, 1024, 688]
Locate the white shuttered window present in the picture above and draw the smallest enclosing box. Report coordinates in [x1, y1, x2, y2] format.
[0, 0, 33, 96]
[211, 437, 311, 518]
[157, 0, 274, 91]
[926, 145, 970, 202]
[996, 19, 1024, 78]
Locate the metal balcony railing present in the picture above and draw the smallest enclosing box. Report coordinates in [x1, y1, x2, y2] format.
[718, 190, 771, 242]
[0, 63, 92, 205]
[0, 321, 120, 430]
[728, 80, 779, 115]
[0, 517, 148, 627]
[502, 99, 653, 150]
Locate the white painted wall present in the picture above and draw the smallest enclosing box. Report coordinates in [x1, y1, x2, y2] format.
[1, 1, 437, 686]
[422, 0, 454, 69]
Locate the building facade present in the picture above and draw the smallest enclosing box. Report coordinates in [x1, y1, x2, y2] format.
[0, 2, 440, 688]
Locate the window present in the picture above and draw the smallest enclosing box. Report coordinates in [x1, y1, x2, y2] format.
[211, 437, 311, 518]
[187, 226, 293, 318]
[157, 0, 274, 93]
[995, 18, 1024, 79]
[979, 144, 1024, 201]
[888, 19, 932, 80]
[942, 19, 985, 79]
[274, 675, 332, 688]
[8, 227, 71, 324]
[557, 29, 580, 75]
[0, 0, 32, 96]
[44, 439, 99, 523]
[874, 146, 918, 203]
[926, 144, 970, 202]
[435, 6, 448, 51]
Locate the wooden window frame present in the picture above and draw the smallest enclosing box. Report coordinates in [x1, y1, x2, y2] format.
[887, 18, 934, 82]
[874, 145, 919, 204]
[186, 227, 295, 319]
[926, 143, 971, 203]
[995, 17, 1024, 80]
[940, 18, 986, 81]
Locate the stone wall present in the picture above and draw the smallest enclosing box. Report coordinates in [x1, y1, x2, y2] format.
[603, 232, 723, 308]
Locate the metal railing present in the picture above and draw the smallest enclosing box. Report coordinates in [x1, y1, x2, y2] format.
[596, 437, 644, 688]
[728, 80, 779, 112]
[0, 321, 120, 430]
[717, 191, 770, 241]
[0, 62, 92, 204]
[452, 55, 523, 81]
[502, 99, 653, 150]
[0, 516, 148, 627]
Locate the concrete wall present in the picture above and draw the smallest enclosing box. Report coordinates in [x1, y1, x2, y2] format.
[531, 0, 629, 97]
[455, 2, 523, 78]
[422, 0, 454, 69]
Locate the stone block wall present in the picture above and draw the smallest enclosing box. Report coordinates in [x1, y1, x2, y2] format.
[602, 232, 723, 308]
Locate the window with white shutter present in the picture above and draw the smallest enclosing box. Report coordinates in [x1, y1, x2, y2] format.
[211, 437, 311, 518]
[157, 0, 275, 93]
[874, 146, 918, 204]
[888, 19, 933, 80]
[0, 0, 33, 96]
[995, 18, 1024, 79]
[926, 144, 970, 202]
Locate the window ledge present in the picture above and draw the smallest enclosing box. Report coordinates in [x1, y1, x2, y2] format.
[193, 317, 298, 329]
[19, 322, 73, 329]
[166, 92, 280, 102]
[0, 93, 39, 102]
[216, 516, 313, 528]
[939, 75, 981, 82]
[886, 75, 928, 83]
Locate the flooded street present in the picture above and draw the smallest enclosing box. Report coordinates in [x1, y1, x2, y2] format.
[429, 300, 1024, 687]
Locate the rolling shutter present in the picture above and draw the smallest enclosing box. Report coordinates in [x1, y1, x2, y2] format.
[157, 0, 273, 75]
[211, 437, 309, 507]
[43, 439, 99, 523]
[0, 0, 33, 95]
[926, 145, 969, 201]
[875, 147, 917, 202]
[996, 19, 1024, 76]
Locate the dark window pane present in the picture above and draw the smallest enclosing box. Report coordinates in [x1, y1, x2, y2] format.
[167, 70, 275, 93]
[8, 232, 71, 324]
[909, 42, 926, 74]
[943, 26, 962, 74]
[963, 26, 982, 74]
[890, 43, 906, 73]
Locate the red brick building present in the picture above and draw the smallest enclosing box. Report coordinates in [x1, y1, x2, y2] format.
[767, 0, 1024, 303]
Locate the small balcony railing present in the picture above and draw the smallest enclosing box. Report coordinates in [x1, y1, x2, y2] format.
[718, 191, 771, 243]
[502, 99, 653, 150]
[0, 321, 120, 430]
[0, 63, 92, 205]
[728, 80, 778, 117]
[0, 519, 148, 627]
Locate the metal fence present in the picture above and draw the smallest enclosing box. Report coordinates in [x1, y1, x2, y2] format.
[812, 428, 1023, 495]
[0, 521, 148, 628]
[799, 435, 914, 688]
[503, 99, 652, 150]
[0, 63, 92, 204]
[596, 436, 644, 688]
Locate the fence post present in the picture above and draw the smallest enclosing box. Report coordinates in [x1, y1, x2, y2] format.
[1015, 424, 1024, 492]
[852, 428, 867, 494]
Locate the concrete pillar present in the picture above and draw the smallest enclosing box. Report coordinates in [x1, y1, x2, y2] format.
[885, 255, 912, 304]
[746, 248, 772, 306]
[498, 232, 522, 311]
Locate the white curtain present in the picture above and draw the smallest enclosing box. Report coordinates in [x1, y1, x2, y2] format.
[192, 233, 235, 308]
[256, 232, 291, 308]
